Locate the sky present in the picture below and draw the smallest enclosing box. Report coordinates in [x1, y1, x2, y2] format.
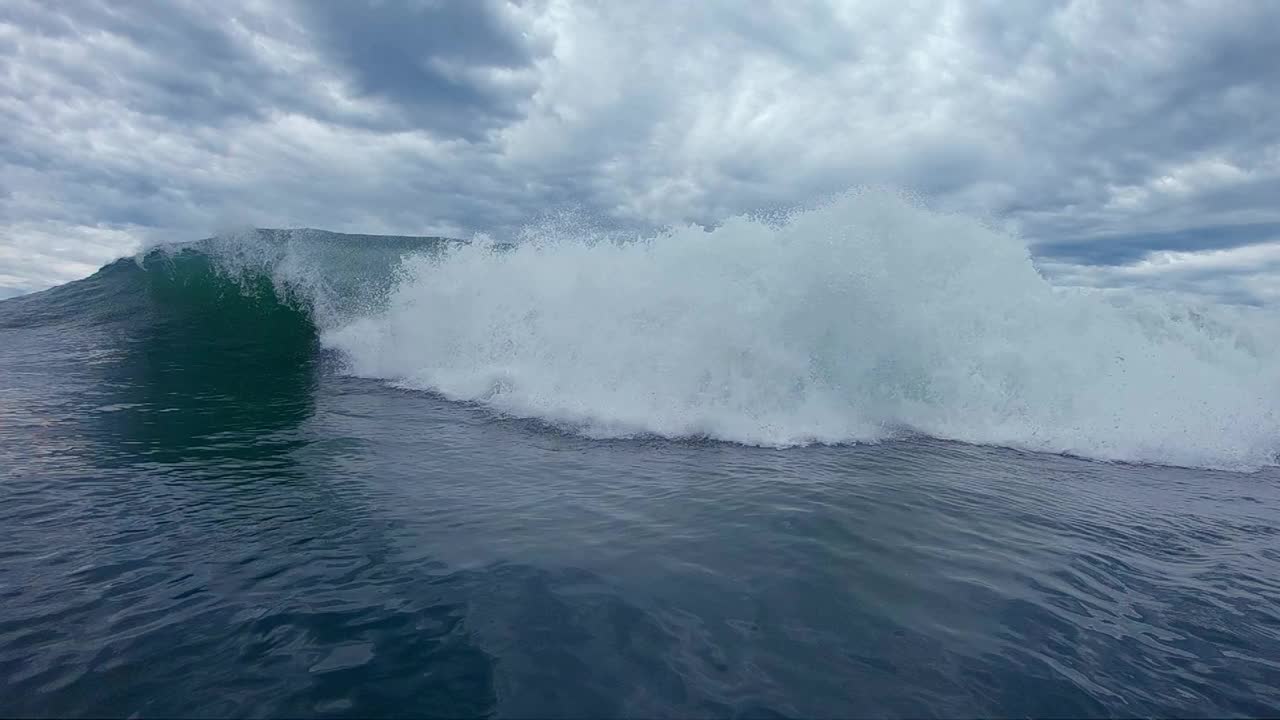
[1, 0, 1278, 302]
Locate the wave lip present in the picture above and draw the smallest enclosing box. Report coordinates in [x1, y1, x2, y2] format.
[325, 191, 1280, 471]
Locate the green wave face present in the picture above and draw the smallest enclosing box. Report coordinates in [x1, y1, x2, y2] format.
[0, 229, 456, 464]
[0, 229, 454, 354]
[142, 249, 313, 352]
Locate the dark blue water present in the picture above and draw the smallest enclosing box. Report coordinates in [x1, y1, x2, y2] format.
[2, 240, 1279, 718]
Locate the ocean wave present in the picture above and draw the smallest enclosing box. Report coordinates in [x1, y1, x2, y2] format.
[324, 191, 1280, 470]
[5, 199, 1275, 470]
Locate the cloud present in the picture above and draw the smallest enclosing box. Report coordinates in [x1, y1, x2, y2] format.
[1037, 221, 1280, 267]
[0, 223, 142, 298]
[1, 0, 1278, 301]
[296, 0, 539, 138]
[1040, 241, 1280, 306]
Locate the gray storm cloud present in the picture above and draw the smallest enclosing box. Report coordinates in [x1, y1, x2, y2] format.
[1, 0, 1278, 301]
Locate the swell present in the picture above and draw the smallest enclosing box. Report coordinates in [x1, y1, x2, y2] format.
[0, 251, 310, 363]
[0, 229, 449, 358]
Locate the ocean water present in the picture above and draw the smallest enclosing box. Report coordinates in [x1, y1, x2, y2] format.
[2, 194, 1278, 717]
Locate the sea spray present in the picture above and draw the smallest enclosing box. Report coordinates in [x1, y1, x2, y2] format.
[324, 191, 1280, 470]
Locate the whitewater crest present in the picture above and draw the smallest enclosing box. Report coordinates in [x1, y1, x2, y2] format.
[320, 191, 1279, 471]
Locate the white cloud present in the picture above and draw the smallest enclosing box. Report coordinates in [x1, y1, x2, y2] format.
[1041, 240, 1280, 305]
[0, 223, 142, 297]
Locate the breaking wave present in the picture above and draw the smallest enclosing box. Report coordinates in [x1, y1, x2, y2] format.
[6, 195, 1276, 470]
[325, 191, 1280, 470]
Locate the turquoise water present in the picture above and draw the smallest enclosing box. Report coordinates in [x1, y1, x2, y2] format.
[1, 225, 1278, 717]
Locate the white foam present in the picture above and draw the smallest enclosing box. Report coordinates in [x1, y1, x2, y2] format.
[324, 190, 1280, 470]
